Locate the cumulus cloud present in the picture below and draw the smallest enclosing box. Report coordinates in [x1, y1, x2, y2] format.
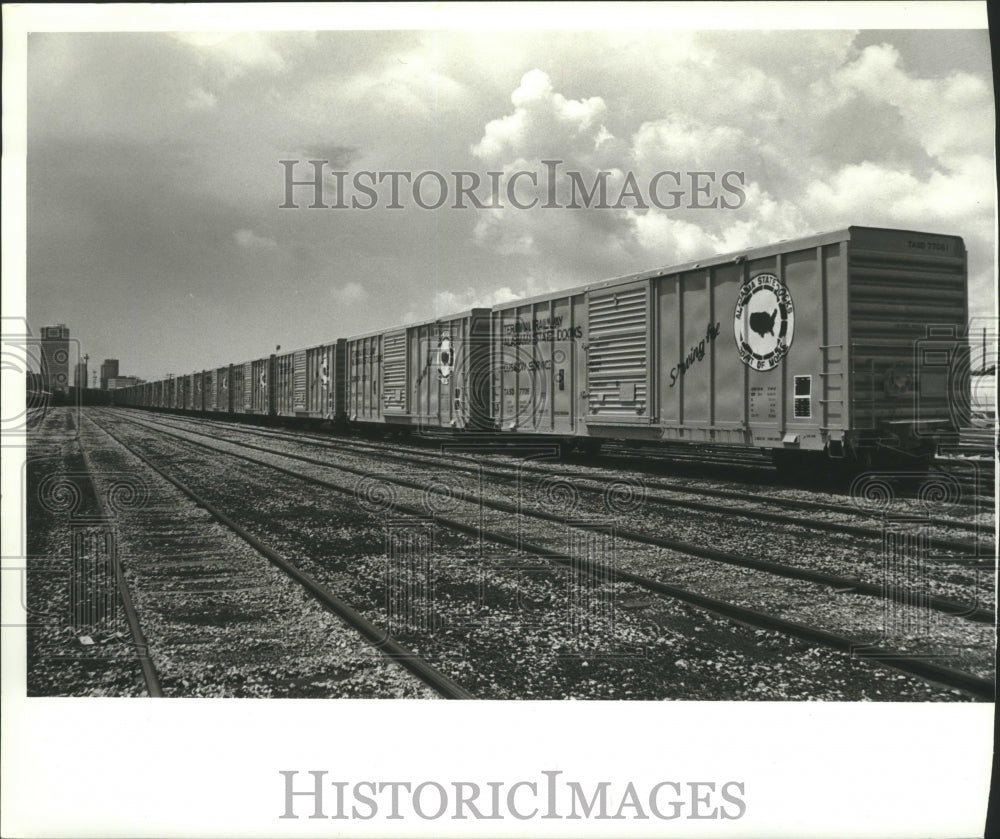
[472, 69, 609, 161]
[629, 180, 808, 261]
[831, 43, 993, 161]
[331, 282, 367, 305]
[234, 228, 277, 250]
[472, 212, 535, 257]
[403, 283, 544, 325]
[335, 47, 467, 121]
[185, 87, 217, 111]
[433, 286, 520, 314]
[803, 156, 996, 244]
[465, 70, 645, 286]
[463, 41, 994, 307]
[631, 117, 752, 173]
[172, 32, 289, 80]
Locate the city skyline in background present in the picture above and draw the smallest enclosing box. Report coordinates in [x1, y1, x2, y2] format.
[30, 322, 142, 393]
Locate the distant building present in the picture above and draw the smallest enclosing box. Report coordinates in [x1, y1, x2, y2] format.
[40, 324, 71, 395]
[107, 376, 140, 390]
[100, 359, 119, 390]
[74, 361, 89, 388]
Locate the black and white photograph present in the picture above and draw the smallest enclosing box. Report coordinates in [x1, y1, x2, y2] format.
[2, 3, 996, 837]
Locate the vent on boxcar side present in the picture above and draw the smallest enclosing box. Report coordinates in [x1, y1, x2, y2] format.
[382, 329, 407, 412]
[293, 350, 307, 411]
[587, 287, 648, 418]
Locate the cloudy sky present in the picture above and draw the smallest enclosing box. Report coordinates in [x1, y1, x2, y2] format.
[21, 11, 995, 380]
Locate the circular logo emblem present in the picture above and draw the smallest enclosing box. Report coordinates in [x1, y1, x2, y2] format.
[733, 273, 794, 371]
[439, 334, 454, 383]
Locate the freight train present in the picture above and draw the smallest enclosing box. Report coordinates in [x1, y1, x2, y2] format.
[117, 226, 972, 470]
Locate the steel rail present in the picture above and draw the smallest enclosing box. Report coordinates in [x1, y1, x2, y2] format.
[90, 414, 474, 700]
[101, 411, 995, 701]
[117, 411, 995, 623]
[126, 408, 990, 541]
[77, 424, 164, 697]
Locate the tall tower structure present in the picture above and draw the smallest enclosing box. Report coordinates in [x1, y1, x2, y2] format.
[75, 353, 89, 389]
[40, 324, 71, 395]
[100, 359, 119, 390]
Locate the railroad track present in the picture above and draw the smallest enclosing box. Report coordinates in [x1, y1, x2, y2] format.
[937, 425, 996, 456]
[84, 413, 469, 699]
[100, 409, 995, 701]
[77, 433, 164, 696]
[123, 409, 994, 553]
[115, 409, 996, 614]
[24, 410, 159, 696]
[133, 407, 995, 519]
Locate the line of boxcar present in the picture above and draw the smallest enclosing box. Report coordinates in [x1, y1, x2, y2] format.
[116, 226, 972, 470]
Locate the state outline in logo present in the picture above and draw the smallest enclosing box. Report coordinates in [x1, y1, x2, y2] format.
[733, 271, 795, 371]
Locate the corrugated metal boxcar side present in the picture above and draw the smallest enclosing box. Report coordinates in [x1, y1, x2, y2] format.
[271, 342, 344, 419]
[845, 228, 968, 451]
[345, 331, 383, 423]
[492, 293, 588, 434]
[192, 372, 205, 412]
[238, 361, 252, 414]
[346, 310, 490, 429]
[496, 226, 967, 458]
[204, 369, 217, 411]
[274, 350, 298, 417]
[303, 341, 343, 419]
[229, 364, 244, 414]
[213, 366, 230, 412]
[648, 233, 848, 451]
[179, 374, 192, 411]
[247, 357, 271, 415]
[407, 310, 491, 430]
